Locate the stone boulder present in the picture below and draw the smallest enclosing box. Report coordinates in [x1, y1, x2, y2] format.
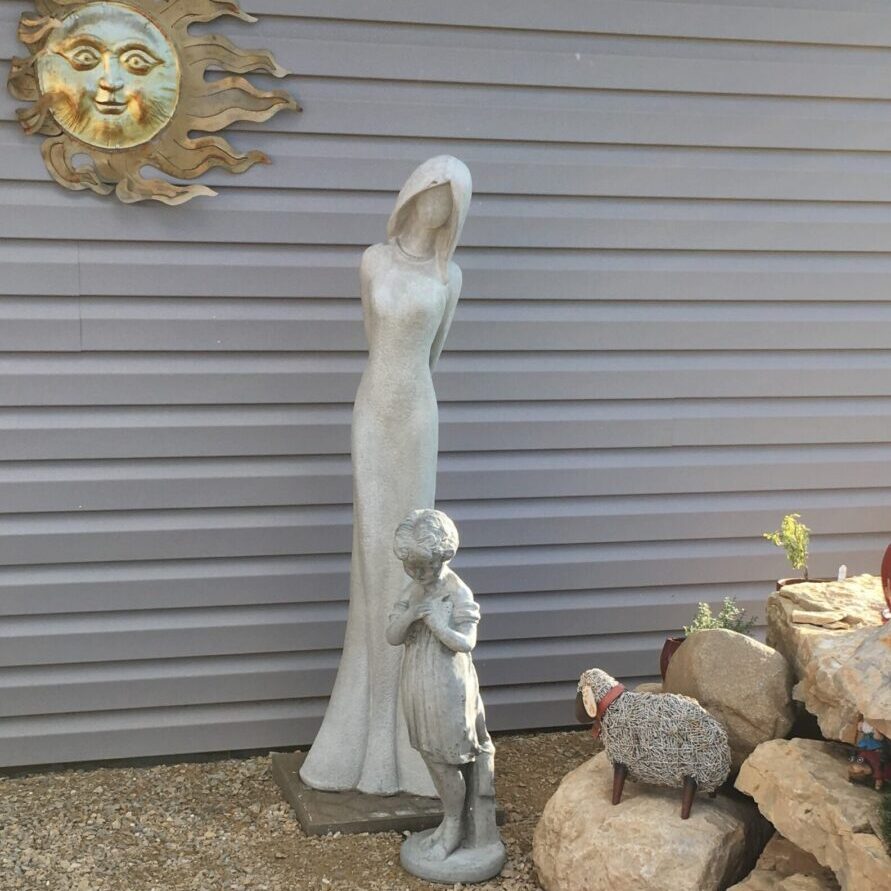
[634, 681, 664, 694]
[533, 752, 770, 891]
[731, 868, 837, 890]
[765, 576, 888, 742]
[663, 629, 794, 768]
[735, 739, 891, 891]
[797, 621, 890, 743]
[728, 834, 839, 891]
[766, 575, 885, 680]
[734, 878, 835, 891]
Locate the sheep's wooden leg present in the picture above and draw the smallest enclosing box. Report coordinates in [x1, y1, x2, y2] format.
[611, 763, 627, 805]
[681, 776, 697, 820]
[708, 789, 717, 799]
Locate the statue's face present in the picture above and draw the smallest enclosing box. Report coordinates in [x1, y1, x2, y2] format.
[402, 555, 444, 585]
[414, 183, 453, 229]
[37, 2, 180, 150]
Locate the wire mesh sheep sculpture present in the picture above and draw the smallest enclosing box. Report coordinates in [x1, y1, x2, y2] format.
[577, 668, 731, 819]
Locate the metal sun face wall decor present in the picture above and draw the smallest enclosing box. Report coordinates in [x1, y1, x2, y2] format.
[8, 0, 299, 204]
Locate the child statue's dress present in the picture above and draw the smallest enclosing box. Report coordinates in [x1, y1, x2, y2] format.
[391, 583, 494, 765]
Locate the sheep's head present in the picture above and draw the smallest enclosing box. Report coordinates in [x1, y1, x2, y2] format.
[578, 667, 619, 717]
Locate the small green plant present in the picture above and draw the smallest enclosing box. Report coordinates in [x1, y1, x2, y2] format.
[683, 597, 758, 636]
[763, 513, 810, 580]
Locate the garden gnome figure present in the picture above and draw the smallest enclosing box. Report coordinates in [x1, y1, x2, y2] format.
[386, 509, 506, 884]
[849, 715, 889, 790]
[299, 156, 472, 796]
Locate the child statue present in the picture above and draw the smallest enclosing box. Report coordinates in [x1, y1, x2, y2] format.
[386, 509, 506, 884]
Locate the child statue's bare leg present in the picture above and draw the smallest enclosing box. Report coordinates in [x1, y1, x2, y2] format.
[421, 756, 466, 860]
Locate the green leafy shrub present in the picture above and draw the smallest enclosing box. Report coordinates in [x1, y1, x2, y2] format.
[763, 513, 810, 579]
[684, 597, 758, 636]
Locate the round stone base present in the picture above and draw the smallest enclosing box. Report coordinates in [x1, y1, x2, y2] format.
[400, 830, 507, 885]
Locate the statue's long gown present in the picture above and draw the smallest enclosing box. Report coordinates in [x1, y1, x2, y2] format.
[299, 246, 450, 795]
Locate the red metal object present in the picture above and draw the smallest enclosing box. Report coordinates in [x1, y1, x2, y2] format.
[597, 683, 626, 719]
[881, 544, 891, 622]
[660, 636, 686, 679]
[590, 683, 626, 740]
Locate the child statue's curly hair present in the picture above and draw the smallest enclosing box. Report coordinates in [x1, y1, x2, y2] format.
[393, 509, 459, 562]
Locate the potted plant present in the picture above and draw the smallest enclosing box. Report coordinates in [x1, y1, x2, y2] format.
[659, 596, 758, 679]
[763, 513, 812, 589]
[683, 597, 758, 636]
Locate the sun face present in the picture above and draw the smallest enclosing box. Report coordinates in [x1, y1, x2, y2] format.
[8, 0, 298, 204]
[37, 2, 181, 150]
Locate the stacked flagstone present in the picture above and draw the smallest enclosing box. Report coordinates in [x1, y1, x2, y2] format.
[534, 576, 890, 891]
[732, 577, 890, 891]
[728, 833, 839, 891]
[735, 739, 891, 891]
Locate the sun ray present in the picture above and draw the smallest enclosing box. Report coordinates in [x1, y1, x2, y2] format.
[42, 132, 114, 193]
[116, 171, 216, 204]
[186, 76, 297, 132]
[17, 14, 62, 46]
[8, 55, 40, 101]
[8, 0, 298, 204]
[157, 0, 257, 28]
[183, 34, 290, 79]
[35, 0, 90, 15]
[153, 134, 268, 177]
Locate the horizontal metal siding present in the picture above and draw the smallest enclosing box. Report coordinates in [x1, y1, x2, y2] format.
[0, 444, 887, 513]
[13, 189, 891, 249]
[1, 0, 890, 766]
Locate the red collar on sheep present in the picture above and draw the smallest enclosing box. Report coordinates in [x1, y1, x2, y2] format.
[590, 683, 626, 740]
[597, 683, 626, 719]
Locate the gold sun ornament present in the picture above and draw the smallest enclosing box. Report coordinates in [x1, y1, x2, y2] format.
[7, 0, 299, 204]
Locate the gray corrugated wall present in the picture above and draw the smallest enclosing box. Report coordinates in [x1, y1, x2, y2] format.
[1, 0, 890, 767]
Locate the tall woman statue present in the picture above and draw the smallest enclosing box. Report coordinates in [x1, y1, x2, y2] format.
[300, 156, 473, 796]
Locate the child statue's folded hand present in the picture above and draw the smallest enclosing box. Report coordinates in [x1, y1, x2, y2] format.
[422, 605, 449, 633]
[413, 601, 434, 622]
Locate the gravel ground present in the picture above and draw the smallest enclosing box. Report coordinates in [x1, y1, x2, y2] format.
[0, 729, 596, 891]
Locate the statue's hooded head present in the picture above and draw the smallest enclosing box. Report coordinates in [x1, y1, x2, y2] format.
[386, 155, 472, 284]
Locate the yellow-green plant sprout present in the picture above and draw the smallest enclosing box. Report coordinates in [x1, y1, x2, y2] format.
[763, 513, 810, 579]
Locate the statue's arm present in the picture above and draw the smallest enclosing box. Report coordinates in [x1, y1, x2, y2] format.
[427, 619, 477, 654]
[386, 599, 416, 646]
[429, 263, 462, 371]
[425, 582, 478, 652]
[359, 246, 376, 348]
